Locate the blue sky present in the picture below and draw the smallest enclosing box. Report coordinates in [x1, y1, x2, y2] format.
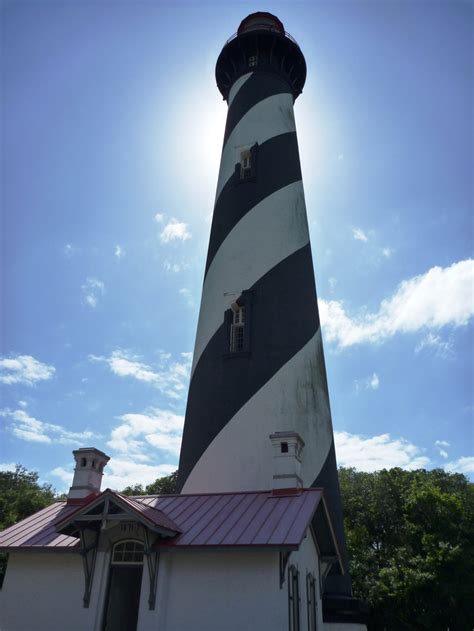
[1, 0, 472, 491]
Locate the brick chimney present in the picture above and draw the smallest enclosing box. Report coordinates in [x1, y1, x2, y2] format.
[67, 447, 110, 504]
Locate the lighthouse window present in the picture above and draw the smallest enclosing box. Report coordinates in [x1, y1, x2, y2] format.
[230, 305, 245, 352]
[248, 55, 258, 68]
[240, 150, 252, 179]
[224, 290, 252, 357]
[288, 565, 301, 631]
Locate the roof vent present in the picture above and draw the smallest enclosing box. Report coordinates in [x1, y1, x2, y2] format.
[269, 432, 305, 494]
[67, 447, 110, 504]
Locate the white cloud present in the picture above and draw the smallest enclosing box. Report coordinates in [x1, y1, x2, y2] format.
[154, 213, 164, 223]
[163, 260, 190, 273]
[89, 350, 192, 400]
[355, 372, 380, 392]
[52, 458, 176, 493]
[0, 409, 97, 445]
[415, 333, 453, 358]
[107, 408, 184, 459]
[382, 247, 394, 258]
[445, 456, 474, 475]
[18, 400, 28, 408]
[439, 449, 448, 459]
[179, 287, 195, 308]
[0, 355, 55, 386]
[160, 218, 191, 243]
[335, 431, 430, 471]
[0, 462, 17, 472]
[367, 373, 380, 390]
[63, 243, 79, 258]
[81, 277, 105, 308]
[114, 245, 125, 259]
[320, 259, 474, 348]
[352, 227, 368, 242]
[435, 440, 450, 448]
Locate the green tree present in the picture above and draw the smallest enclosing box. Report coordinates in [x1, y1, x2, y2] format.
[0, 465, 57, 531]
[0, 465, 59, 586]
[339, 467, 474, 630]
[121, 470, 178, 496]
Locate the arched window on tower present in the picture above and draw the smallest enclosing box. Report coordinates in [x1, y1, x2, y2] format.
[236, 143, 258, 181]
[230, 304, 246, 352]
[224, 291, 252, 356]
[248, 54, 258, 68]
[240, 149, 252, 179]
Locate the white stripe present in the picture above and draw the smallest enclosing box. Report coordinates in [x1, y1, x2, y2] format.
[215, 92, 296, 202]
[191, 180, 308, 375]
[182, 330, 333, 494]
[228, 72, 253, 107]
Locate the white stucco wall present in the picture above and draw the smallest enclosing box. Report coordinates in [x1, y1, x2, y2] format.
[138, 549, 284, 631]
[0, 551, 106, 631]
[137, 532, 322, 631]
[1, 530, 325, 631]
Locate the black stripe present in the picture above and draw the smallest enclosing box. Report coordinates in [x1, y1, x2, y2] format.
[311, 442, 353, 596]
[224, 72, 293, 147]
[177, 243, 319, 492]
[205, 132, 302, 277]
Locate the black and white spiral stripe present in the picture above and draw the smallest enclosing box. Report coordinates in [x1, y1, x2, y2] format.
[177, 68, 351, 594]
[178, 69, 332, 493]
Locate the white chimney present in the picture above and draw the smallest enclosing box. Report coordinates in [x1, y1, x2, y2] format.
[67, 447, 110, 503]
[269, 431, 305, 493]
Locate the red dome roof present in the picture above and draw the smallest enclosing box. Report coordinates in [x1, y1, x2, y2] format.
[238, 12, 285, 35]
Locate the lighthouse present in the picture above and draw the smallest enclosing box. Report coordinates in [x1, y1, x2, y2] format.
[178, 11, 365, 623]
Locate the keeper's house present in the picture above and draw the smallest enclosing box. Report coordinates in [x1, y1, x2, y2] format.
[0, 442, 344, 631]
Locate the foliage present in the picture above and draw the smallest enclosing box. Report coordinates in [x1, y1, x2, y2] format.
[0, 465, 59, 587]
[121, 470, 178, 496]
[339, 467, 474, 630]
[0, 465, 57, 531]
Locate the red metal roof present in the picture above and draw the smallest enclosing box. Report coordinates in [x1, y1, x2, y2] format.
[0, 489, 324, 551]
[0, 502, 79, 550]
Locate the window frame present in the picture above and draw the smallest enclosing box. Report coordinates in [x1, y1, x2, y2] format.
[224, 291, 252, 357]
[288, 565, 300, 631]
[111, 539, 145, 566]
[235, 143, 258, 183]
[306, 572, 318, 631]
[248, 54, 258, 68]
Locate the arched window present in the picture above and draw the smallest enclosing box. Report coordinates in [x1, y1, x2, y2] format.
[230, 303, 246, 352]
[306, 572, 317, 630]
[288, 565, 300, 631]
[111, 540, 144, 565]
[103, 540, 145, 630]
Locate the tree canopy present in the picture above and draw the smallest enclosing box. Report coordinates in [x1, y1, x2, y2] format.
[339, 467, 474, 630]
[0, 465, 60, 586]
[0, 465, 58, 532]
[121, 470, 178, 496]
[1, 464, 472, 629]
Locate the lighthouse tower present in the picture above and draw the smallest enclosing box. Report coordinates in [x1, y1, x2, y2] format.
[177, 12, 365, 624]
